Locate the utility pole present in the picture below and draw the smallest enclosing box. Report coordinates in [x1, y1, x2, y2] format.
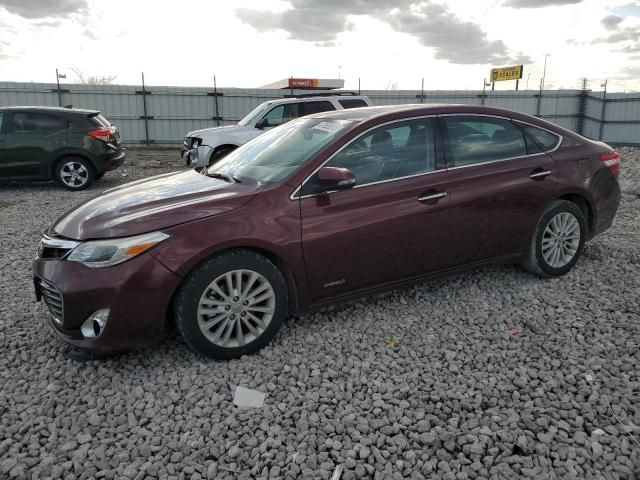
[599, 79, 608, 141]
[213, 75, 220, 127]
[541, 54, 550, 91]
[55, 68, 62, 107]
[420, 78, 424, 103]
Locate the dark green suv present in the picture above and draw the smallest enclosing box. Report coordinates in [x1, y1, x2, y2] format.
[0, 106, 125, 190]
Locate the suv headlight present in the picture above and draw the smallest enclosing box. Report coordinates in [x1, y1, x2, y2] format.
[67, 231, 169, 268]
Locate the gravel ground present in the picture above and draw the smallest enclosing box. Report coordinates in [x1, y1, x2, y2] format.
[0, 147, 639, 480]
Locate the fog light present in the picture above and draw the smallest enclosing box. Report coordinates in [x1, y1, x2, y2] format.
[80, 309, 110, 338]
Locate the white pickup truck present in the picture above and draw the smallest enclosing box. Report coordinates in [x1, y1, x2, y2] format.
[182, 94, 372, 165]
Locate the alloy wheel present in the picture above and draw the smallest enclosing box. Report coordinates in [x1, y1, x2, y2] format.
[60, 162, 89, 188]
[541, 212, 581, 268]
[197, 269, 276, 348]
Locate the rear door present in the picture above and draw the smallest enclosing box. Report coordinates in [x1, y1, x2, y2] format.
[1, 111, 68, 178]
[440, 114, 558, 265]
[299, 117, 454, 301]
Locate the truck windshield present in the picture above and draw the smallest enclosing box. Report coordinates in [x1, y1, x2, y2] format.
[237, 104, 268, 127]
[208, 117, 355, 185]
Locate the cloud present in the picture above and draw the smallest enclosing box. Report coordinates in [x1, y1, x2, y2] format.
[593, 26, 640, 44]
[237, 0, 531, 64]
[601, 14, 624, 28]
[0, 0, 87, 18]
[502, 0, 583, 7]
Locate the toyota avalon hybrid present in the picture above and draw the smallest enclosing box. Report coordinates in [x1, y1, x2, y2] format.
[33, 105, 621, 359]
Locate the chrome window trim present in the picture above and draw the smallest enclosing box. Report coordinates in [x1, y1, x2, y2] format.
[290, 114, 439, 200]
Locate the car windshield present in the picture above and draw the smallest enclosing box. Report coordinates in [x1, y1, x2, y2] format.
[237, 104, 268, 127]
[208, 117, 355, 185]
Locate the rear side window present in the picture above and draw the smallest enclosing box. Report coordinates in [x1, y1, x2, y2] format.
[444, 116, 527, 167]
[521, 124, 560, 151]
[301, 101, 336, 115]
[339, 99, 368, 109]
[11, 112, 66, 132]
[89, 114, 111, 128]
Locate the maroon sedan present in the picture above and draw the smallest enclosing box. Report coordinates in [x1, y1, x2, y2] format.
[33, 105, 621, 359]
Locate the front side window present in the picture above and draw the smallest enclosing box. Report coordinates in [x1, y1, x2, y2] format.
[321, 118, 437, 187]
[521, 124, 561, 151]
[11, 112, 66, 133]
[209, 117, 355, 185]
[260, 103, 300, 128]
[444, 116, 527, 167]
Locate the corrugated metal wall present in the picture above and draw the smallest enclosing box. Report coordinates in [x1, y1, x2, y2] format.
[1, 82, 638, 145]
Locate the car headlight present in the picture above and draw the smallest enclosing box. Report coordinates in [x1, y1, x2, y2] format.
[67, 231, 169, 268]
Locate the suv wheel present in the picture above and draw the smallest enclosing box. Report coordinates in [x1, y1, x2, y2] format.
[174, 249, 288, 359]
[55, 157, 95, 191]
[523, 200, 586, 277]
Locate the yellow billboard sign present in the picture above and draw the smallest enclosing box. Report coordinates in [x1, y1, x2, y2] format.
[490, 65, 524, 82]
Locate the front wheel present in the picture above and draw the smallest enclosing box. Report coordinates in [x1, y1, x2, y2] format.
[55, 156, 95, 191]
[522, 200, 586, 277]
[207, 146, 234, 166]
[174, 250, 288, 359]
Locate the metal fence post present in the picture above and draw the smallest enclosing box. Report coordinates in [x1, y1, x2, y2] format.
[141, 72, 150, 146]
[214, 75, 220, 127]
[599, 80, 608, 141]
[536, 79, 543, 117]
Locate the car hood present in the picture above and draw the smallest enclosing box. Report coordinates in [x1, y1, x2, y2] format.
[187, 124, 254, 138]
[53, 170, 259, 240]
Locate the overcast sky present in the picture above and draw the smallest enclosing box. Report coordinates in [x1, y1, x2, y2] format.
[0, 0, 639, 91]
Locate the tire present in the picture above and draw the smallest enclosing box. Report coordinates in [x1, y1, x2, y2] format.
[522, 200, 587, 277]
[54, 156, 95, 191]
[174, 249, 288, 359]
[208, 147, 235, 166]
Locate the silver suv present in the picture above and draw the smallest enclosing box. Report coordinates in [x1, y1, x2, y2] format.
[182, 94, 372, 165]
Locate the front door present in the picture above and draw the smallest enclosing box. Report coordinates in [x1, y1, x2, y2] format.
[299, 117, 453, 301]
[439, 114, 558, 265]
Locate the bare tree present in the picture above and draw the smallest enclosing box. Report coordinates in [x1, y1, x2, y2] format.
[71, 68, 117, 85]
[385, 80, 399, 91]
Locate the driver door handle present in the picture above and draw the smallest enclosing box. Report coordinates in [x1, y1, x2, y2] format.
[529, 169, 551, 180]
[418, 191, 447, 204]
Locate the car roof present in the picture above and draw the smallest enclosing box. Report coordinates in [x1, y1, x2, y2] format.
[263, 95, 369, 106]
[0, 106, 100, 115]
[304, 103, 575, 134]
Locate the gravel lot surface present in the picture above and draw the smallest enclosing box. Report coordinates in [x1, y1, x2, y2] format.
[0, 147, 639, 480]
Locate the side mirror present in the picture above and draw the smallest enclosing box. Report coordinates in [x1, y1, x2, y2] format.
[316, 167, 356, 191]
[254, 118, 268, 130]
[184, 145, 213, 168]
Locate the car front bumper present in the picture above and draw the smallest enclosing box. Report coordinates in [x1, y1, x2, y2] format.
[33, 252, 181, 353]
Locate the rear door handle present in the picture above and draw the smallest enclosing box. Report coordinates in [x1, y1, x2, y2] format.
[529, 169, 551, 180]
[418, 191, 447, 204]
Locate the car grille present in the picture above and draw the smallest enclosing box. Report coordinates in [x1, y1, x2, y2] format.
[36, 277, 64, 324]
[39, 246, 72, 259]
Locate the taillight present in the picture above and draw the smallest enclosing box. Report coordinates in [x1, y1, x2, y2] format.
[600, 152, 621, 176]
[88, 127, 115, 143]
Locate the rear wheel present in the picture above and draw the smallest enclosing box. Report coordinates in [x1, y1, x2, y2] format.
[174, 250, 288, 359]
[523, 200, 586, 277]
[55, 156, 95, 191]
